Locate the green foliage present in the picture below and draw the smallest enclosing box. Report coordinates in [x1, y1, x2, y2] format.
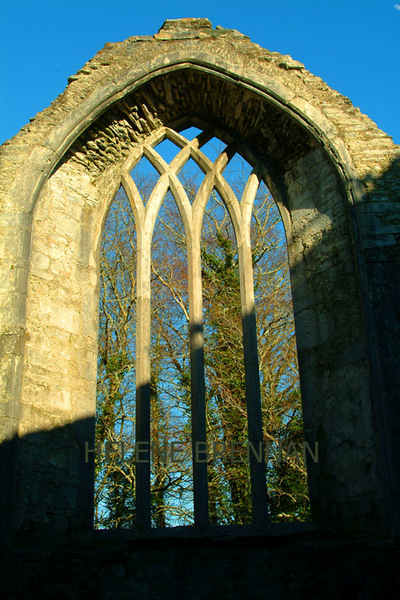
[267, 406, 312, 522]
[201, 216, 251, 524]
[102, 459, 136, 529]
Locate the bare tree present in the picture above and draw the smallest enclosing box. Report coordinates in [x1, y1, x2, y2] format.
[94, 153, 310, 528]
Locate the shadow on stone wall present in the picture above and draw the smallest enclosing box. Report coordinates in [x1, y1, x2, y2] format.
[1, 416, 400, 599]
[0, 417, 95, 548]
[354, 154, 400, 539]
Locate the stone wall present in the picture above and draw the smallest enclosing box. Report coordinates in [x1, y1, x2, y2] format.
[2, 534, 400, 599]
[0, 18, 399, 546]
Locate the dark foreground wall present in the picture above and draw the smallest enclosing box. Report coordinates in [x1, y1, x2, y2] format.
[1, 533, 400, 599]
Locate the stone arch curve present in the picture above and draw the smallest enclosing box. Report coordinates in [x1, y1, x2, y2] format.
[1, 18, 399, 544]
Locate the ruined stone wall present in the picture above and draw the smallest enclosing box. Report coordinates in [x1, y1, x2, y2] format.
[0, 18, 399, 544]
[2, 534, 400, 599]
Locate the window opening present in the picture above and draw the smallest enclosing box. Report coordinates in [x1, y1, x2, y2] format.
[224, 152, 253, 189]
[176, 157, 204, 203]
[154, 137, 181, 164]
[150, 189, 193, 526]
[130, 155, 159, 205]
[202, 188, 251, 525]
[95, 186, 137, 529]
[251, 181, 311, 522]
[198, 137, 226, 163]
[178, 126, 203, 141]
[95, 127, 308, 531]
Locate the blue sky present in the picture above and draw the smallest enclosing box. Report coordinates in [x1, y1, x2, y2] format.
[0, 0, 399, 145]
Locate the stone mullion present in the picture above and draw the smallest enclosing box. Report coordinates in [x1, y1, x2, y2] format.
[169, 141, 212, 530]
[187, 231, 209, 530]
[214, 167, 268, 525]
[189, 174, 215, 530]
[239, 178, 269, 527]
[134, 225, 152, 530]
[122, 171, 152, 529]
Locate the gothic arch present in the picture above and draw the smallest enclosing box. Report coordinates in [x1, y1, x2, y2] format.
[1, 18, 399, 544]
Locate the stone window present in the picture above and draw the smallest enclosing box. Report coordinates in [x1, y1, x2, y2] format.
[1, 20, 397, 545]
[95, 125, 307, 530]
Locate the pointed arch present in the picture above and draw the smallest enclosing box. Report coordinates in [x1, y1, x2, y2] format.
[2, 21, 398, 542]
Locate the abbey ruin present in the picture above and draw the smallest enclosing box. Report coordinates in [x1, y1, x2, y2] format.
[0, 18, 399, 597]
